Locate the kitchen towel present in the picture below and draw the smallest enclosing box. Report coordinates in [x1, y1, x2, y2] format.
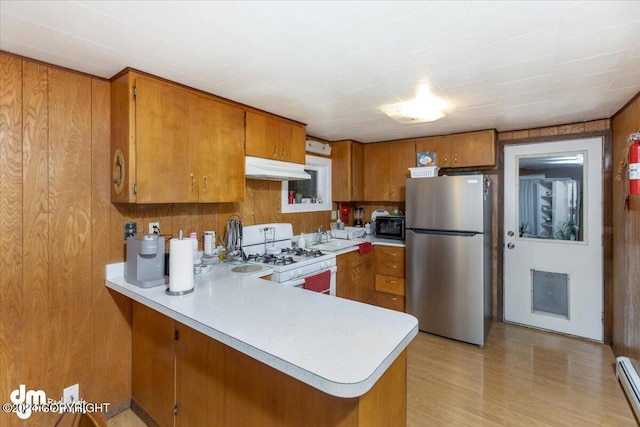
[169, 238, 194, 293]
[358, 242, 372, 255]
[304, 270, 331, 294]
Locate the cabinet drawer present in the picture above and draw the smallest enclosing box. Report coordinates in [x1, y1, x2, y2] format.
[338, 249, 372, 271]
[374, 246, 405, 277]
[375, 274, 405, 296]
[375, 291, 405, 312]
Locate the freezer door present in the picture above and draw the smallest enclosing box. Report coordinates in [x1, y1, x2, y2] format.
[406, 229, 486, 346]
[406, 175, 486, 232]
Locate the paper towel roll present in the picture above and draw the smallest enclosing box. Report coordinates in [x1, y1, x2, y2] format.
[169, 238, 194, 293]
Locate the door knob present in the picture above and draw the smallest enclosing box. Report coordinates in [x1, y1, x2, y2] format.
[507, 230, 514, 237]
[507, 243, 515, 249]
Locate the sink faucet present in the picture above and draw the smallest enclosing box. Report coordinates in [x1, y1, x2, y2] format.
[317, 225, 325, 244]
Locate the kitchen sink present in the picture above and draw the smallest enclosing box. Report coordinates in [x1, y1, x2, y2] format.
[313, 238, 365, 252]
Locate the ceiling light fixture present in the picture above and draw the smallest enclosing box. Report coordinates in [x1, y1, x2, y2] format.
[380, 85, 450, 124]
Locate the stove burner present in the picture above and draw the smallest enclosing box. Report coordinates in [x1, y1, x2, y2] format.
[306, 249, 324, 258]
[282, 247, 325, 258]
[247, 253, 296, 265]
[275, 256, 294, 265]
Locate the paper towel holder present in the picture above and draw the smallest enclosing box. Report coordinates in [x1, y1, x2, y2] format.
[165, 286, 194, 296]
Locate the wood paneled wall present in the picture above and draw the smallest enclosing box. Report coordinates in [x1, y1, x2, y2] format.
[0, 53, 131, 426]
[611, 94, 640, 370]
[110, 180, 332, 261]
[1, 52, 332, 426]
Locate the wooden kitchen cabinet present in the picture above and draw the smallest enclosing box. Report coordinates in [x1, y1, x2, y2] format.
[132, 302, 175, 427]
[110, 70, 245, 203]
[415, 129, 497, 169]
[175, 323, 224, 427]
[330, 139, 364, 201]
[133, 302, 223, 427]
[196, 95, 246, 202]
[363, 141, 415, 202]
[245, 110, 306, 164]
[133, 300, 407, 426]
[374, 246, 406, 312]
[336, 250, 375, 305]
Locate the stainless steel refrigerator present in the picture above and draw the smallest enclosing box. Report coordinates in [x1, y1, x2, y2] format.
[405, 174, 492, 346]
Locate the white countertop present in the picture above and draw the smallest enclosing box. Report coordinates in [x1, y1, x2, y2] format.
[105, 261, 417, 398]
[327, 235, 405, 256]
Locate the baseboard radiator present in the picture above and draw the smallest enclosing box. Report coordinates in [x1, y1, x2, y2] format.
[616, 356, 640, 421]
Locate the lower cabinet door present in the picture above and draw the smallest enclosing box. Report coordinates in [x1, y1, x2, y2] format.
[132, 302, 175, 427]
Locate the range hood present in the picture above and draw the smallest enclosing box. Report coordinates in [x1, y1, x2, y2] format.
[245, 156, 311, 181]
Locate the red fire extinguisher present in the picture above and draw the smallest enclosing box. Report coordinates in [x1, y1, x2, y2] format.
[630, 131, 640, 195]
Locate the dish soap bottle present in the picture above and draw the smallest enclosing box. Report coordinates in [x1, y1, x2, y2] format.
[297, 233, 307, 249]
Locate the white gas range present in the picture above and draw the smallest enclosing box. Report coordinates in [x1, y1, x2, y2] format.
[241, 223, 337, 295]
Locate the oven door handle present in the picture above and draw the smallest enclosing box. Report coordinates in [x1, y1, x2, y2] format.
[287, 266, 337, 288]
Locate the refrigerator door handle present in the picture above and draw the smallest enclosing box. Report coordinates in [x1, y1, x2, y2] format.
[411, 229, 480, 237]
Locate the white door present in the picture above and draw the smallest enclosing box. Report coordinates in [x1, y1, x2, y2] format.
[504, 138, 603, 341]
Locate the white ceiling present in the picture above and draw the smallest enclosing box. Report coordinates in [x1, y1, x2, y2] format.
[1, 1, 639, 143]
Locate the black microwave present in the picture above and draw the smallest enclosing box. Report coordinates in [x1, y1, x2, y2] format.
[373, 216, 405, 240]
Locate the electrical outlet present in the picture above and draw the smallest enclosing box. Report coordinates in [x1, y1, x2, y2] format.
[124, 222, 137, 240]
[149, 222, 160, 234]
[63, 383, 79, 404]
[331, 210, 337, 220]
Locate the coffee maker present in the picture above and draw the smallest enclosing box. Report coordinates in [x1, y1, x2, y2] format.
[353, 206, 364, 227]
[126, 234, 168, 288]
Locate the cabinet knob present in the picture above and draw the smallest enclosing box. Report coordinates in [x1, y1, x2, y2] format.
[190, 173, 195, 192]
[203, 175, 208, 193]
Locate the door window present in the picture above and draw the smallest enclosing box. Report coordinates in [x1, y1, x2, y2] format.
[517, 153, 584, 242]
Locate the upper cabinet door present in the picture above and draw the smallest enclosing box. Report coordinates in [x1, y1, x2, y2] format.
[414, 130, 496, 170]
[363, 141, 414, 202]
[389, 141, 415, 201]
[135, 75, 199, 203]
[454, 130, 496, 168]
[364, 143, 390, 201]
[245, 111, 305, 164]
[331, 140, 351, 201]
[352, 142, 364, 200]
[245, 111, 276, 159]
[330, 140, 364, 202]
[110, 71, 246, 203]
[197, 98, 245, 203]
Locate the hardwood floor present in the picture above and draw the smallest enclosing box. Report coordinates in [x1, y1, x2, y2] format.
[107, 322, 638, 426]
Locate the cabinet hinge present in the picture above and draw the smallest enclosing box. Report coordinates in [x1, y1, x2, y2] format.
[173, 404, 178, 416]
[132, 183, 137, 195]
[132, 86, 137, 99]
[174, 329, 179, 341]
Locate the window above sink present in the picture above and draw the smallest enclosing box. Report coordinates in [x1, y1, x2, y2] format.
[281, 155, 332, 213]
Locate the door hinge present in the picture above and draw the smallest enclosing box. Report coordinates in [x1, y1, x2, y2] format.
[132, 86, 137, 99]
[174, 329, 179, 341]
[132, 183, 137, 195]
[173, 404, 178, 416]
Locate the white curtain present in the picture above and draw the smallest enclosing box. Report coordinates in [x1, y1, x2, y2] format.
[518, 177, 539, 237]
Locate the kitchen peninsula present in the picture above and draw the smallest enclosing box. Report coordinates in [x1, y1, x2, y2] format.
[106, 263, 418, 426]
